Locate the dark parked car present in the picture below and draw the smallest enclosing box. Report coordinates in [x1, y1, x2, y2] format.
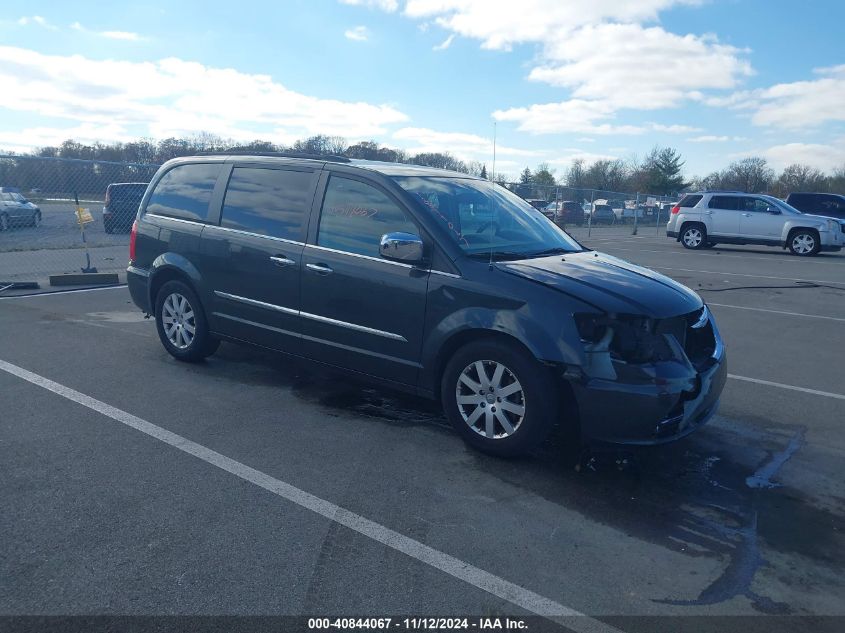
[103, 182, 148, 233]
[127, 154, 726, 456]
[786, 192, 845, 231]
[591, 204, 616, 225]
[544, 200, 585, 225]
[0, 190, 41, 231]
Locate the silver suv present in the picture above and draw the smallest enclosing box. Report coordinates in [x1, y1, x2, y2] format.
[666, 192, 843, 256]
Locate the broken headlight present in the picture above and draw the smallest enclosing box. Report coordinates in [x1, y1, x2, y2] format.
[574, 313, 676, 364]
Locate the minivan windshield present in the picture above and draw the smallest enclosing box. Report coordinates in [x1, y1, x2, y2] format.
[393, 176, 585, 259]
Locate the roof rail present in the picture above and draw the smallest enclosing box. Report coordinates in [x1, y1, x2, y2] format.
[700, 190, 745, 194]
[197, 151, 351, 163]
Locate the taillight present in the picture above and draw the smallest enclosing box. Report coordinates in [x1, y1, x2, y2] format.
[671, 205, 681, 214]
[104, 186, 111, 206]
[129, 220, 137, 260]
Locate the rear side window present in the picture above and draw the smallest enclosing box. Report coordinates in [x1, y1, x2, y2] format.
[709, 196, 739, 211]
[220, 167, 316, 241]
[787, 193, 812, 210]
[678, 194, 702, 207]
[317, 176, 417, 258]
[145, 163, 221, 222]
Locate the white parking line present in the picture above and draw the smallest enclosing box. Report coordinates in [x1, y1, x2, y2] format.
[0, 285, 127, 300]
[708, 303, 845, 323]
[649, 266, 845, 287]
[601, 246, 845, 265]
[0, 358, 618, 633]
[728, 374, 845, 400]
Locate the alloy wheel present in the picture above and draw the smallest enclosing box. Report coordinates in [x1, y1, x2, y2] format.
[455, 360, 526, 439]
[792, 233, 815, 254]
[683, 227, 703, 247]
[161, 292, 196, 349]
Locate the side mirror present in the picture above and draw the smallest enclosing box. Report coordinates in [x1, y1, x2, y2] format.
[768, 207, 781, 215]
[379, 232, 425, 263]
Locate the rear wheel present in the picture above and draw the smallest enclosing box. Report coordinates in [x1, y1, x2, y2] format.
[441, 339, 560, 457]
[788, 230, 820, 256]
[154, 280, 220, 362]
[680, 223, 707, 249]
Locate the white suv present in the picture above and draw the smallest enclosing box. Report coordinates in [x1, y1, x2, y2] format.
[666, 192, 843, 256]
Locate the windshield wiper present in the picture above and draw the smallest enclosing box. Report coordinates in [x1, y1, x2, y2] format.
[526, 247, 572, 258]
[467, 251, 527, 261]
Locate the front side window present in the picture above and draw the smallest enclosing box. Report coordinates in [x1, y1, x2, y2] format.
[221, 167, 316, 241]
[393, 176, 583, 259]
[145, 163, 222, 222]
[317, 176, 417, 258]
[743, 197, 772, 213]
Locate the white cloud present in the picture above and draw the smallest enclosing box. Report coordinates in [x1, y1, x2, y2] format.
[344, 25, 370, 41]
[101, 30, 143, 41]
[687, 135, 747, 143]
[18, 15, 57, 30]
[344, 1, 752, 136]
[0, 46, 409, 145]
[755, 142, 845, 172]
[530, 24, 751, 110]
[433, 34, 455, 51]
[340, 0, 398, 11]
[402, 0, 702, 50]
[709, 65, 845, 130]
[649, 123, 702, 134]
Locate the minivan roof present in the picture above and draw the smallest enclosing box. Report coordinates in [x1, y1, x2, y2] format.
[170, 153, 483, 180]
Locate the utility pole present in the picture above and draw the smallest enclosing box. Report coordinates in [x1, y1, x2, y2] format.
[492, 122, 497, 182]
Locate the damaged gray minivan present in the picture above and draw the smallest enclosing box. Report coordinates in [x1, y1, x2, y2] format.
[128, 154, 727, 456]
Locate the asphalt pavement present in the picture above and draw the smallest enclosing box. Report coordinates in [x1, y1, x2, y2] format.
[1, 230, 843, 632]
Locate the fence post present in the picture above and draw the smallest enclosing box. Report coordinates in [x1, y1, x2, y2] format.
[656, 198, 662, 235]
[587, 190, 594, 237]
[632, 192, 639, 236]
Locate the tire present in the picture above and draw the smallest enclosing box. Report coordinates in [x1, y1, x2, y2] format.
[441, 339, 560, 457]
[31, 211, 41, 228]
[154, 280, 220, 362]
[680, 223, 707, 249]
[788, 229, 820, 256]
[703, 241, 716, 249]
[0, 213, 8, 232]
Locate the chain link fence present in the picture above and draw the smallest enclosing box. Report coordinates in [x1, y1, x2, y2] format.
[1, 154, 680, 293]
[500, 181, 679, 238]
[1, 154, 160, 291]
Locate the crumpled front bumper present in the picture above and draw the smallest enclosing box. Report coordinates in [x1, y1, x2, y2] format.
[570, 318, 727, 445]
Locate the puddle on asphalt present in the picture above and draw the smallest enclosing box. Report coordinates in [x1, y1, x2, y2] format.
[206, 343, 843, 614]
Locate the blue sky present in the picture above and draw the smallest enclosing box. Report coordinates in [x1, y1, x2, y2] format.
[0, 0, 843, 178]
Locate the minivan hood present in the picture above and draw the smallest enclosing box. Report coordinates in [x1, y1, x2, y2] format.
[496, 251, 702, 318]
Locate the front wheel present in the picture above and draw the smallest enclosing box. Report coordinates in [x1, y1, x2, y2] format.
[680, 224, 707, 249]
[441, 340, 561, 457]
[31, 211, 41, 228]
[788, 230, 820, 256]
[154, 280, 220, 362]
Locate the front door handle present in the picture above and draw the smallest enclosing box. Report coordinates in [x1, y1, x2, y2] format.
[270, 255, 296, 267]
[306, 262, 333, 275]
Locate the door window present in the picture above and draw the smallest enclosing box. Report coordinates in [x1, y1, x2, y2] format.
[317, 176, 417, 258]
[145, 163, 222, 222]
[742, 197, 773, 213]
[708, 196, 739, 210]
[221, 167, 315, 241]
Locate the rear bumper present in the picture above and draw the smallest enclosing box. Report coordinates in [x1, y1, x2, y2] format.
[666, 230, 678, 239]
[127, 265, 151, 314]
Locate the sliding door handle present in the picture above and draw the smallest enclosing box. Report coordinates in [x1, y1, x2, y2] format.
[270, 255, 296, 267]
[306, 263, 333, 275]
